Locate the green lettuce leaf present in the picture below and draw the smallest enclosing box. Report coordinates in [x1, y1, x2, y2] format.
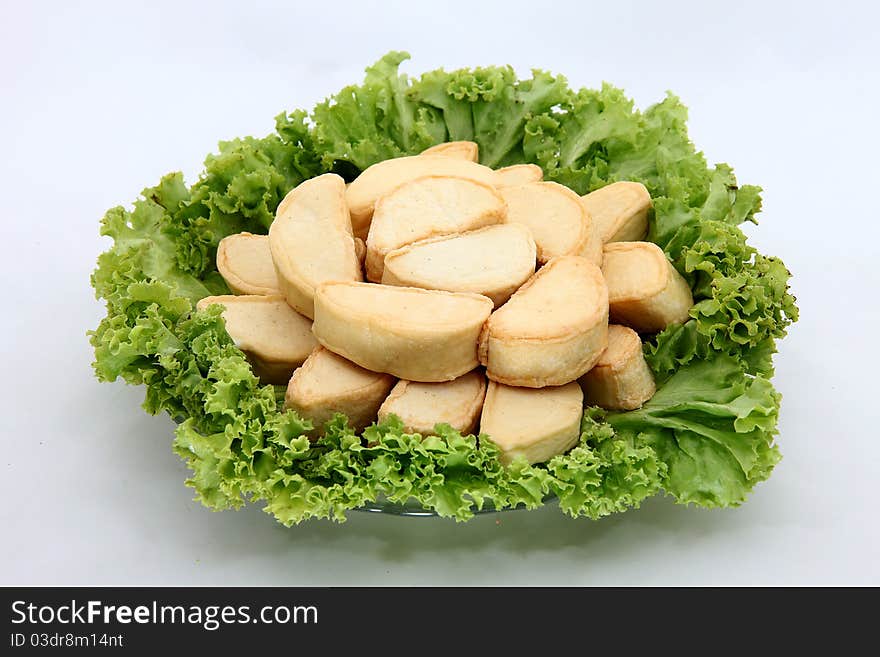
[91, 51, 797, 524]
[608, 356, 781, 507]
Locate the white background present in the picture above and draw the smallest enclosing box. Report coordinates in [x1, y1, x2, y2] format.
[2, 0, 878, 585]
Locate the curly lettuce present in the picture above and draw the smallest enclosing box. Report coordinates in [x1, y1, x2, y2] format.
[90, 52, 797, 524]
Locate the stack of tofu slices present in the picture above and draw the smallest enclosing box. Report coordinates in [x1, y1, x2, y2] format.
[199, 141, 694, 466]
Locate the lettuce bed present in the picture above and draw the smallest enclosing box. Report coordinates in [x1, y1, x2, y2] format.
[90, 52, 798, 523]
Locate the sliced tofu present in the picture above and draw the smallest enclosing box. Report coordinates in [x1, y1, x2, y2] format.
[378, 370, 487, 436]
[285, 346, 395, 434]
[345, 155, 500, 240]
[196, 295, 316, 384]
[480, 256, 608, 388]
[382, 224, 536, 307]
[602, 242, 693, 332]
[494, 163, 543, 187]
[581, 181, 652, 243]
[216, 232, 281, 296]
[480, 381, 583, 465]
[313, 282, 493, 382]
[579, 325, 656, 410]
[499, 181, 602, 266]
[420, 141, 479, 162]
[268, 173, 362, 319]
[365, 175, 507, 282]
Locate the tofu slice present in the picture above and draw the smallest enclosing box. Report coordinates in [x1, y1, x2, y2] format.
[581, 182, 652, 243]
[268, 173, 362, 319]
[345, 155, 500, 240]
[494, 164, 543, 187]
[480, 381, 583, 465]
[381, 224, 536, 307]
[480, 256, 609, 388]
[216, 232, 281, 295]
[285, 346, 395, 434]
[196, 295, 316, 384]
[602, 242, 694, 332]
[579, 325, 656, 410]
[420, 141, 479, 162]
[365, 175, 507, 282]
[499, 181, 602, 266]
[378, 370, 487, 436]
[313, 282, 493, 382]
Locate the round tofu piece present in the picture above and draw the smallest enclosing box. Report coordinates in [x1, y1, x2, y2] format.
[345, 155, 500, 240]
[216, 232, 281, 295]
[364, 175, 507, 282]
[378, 370, 487, 436]
[480, 381, 583, 466]
[313, 282, 493, 382]
[602, 242, 694, 332]
[195, 295, 316, 384]
[268, 173, 362, 319]
[581, 181, 652, 243]
[579, 325, 656, 410]
[499, 181, 602, 266]
[285, 347, 395, 434]
[480, 256, 609, 388]
[420, 141, 479, 162]
[381, 224, 536, 307]
[494, 163, 543, 187]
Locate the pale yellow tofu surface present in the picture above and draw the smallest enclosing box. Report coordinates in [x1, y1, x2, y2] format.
[216, 232, 281, 296]
[381, 223, 536, 307]
[365, 175, 506, 282]
[313, 282, 493, 382]
[499, 181, 602, 266]
[345, 155, 500, 240]
[285, 346, 395, 434]
[480, 381, 583, 465]
[482, 256, 609, 387]
[602, 242, 693, 332]
[581, 181, 652, 243]
[420, 141, 479, 162]
[268, 173, 362, 319]
[494, 164, 543, 187]
[579, 325, 656, 410]
[196, 295, 316, 384]
[378, 370, 487, 436]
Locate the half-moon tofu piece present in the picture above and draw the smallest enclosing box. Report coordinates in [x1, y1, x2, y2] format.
[480, 381, 583, 466]
[313, 282, 493, 382]
[494, 164, 543, 187]
[381, 224, 536, 307]
[378, 370, 487, 436]
[195, 295, 316, 384]
[216, 232, 281, 295]
[285, 346, 395, 434]
[365, 175, 506, 282]
[581, 181, 652, 243]
[420, 141, 479, 162]
[499, 181, 602, 266]
[579, 325, 656, 410]
[268, 173, 362, 319]
[345, 155, 500, 240]
[602, 242, 693, 332]
[480, 256, 609, 388]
